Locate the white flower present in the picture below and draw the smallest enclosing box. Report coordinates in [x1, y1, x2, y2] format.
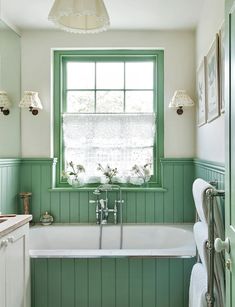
[131, 163, 152, 183]
[62, 161, 85, 181]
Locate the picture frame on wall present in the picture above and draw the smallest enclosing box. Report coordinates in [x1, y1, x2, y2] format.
[205, 34, 220, 122]
[219, 22, 225, 113]
[196, 58, 207, 126]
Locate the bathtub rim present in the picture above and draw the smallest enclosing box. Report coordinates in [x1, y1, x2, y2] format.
[29, 222, 195, 228]
[29, 250, 196, 259]
[29, 222, 196, 259]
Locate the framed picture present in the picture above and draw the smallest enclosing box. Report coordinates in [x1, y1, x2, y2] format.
[196, 58, 207, 126]
[219, 22, 225, 113]
[205, 34, 220, 122]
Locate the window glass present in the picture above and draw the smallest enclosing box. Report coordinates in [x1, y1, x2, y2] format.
[125, 62, 154, 89]
[96, 62, 124, 89]
[67, 62, 95, 89]
[96, 91, 124, 113]
[67, 91, 95, 113]
[125, 91, 153, 112]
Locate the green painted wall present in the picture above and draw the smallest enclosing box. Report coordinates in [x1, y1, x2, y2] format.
[194, 159, 225, 215]
[0, 157, 225, 307]
[194, 159, 225, 190]
[31, 257, 195, 307]
[0, 158, 225, 221]
[0, 159, 21, 214]
[0, 21, 21, 157]
[18, 158, 195, 223]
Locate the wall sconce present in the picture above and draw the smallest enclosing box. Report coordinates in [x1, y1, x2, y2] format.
[0, 91, 11, 115]
[169, 90, 194, 115]
[19, 91, 43, 115]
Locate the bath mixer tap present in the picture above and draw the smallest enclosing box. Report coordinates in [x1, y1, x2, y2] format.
[89, 198, 118, 224]
[99, 199, 108, 224]
[89, 184, 124, 224]
[99, 198, 118, 224]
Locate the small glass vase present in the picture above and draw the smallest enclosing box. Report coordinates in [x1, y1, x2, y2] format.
[68, 177, 85, 188]
[129, 177, 150, 187]
[141, 180, 149, 188]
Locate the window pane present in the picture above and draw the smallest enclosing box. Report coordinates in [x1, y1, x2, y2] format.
[62, 113, 155, 181]
[125, 91, 153, 112]
[126, 62, 154, 89]
[67, 91, 95, 113]
[96, 62, 124, 89]
[67, 62, 95, 89]
[96, 91, 124, 113]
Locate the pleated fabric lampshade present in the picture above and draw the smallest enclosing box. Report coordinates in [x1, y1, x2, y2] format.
[169, 90, 194, 115]
[0, 91, 11, 115]
[19, 91, 43, 116]
[48, 0, 110, 34]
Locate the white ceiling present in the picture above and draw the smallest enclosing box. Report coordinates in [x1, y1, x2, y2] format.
[1, 0, 204, 31]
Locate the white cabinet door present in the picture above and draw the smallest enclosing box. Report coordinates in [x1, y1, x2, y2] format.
[0, 223, 30, 307]
[6, 236, 25, 307]
[0, 239, 6, 307]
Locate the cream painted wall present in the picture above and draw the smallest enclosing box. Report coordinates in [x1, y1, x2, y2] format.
[0, 20, 21, 157]
[196, 0, 225, 163]
[21, 30, 195, 158]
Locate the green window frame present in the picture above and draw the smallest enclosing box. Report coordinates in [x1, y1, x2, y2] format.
[53, 49, 164, 187]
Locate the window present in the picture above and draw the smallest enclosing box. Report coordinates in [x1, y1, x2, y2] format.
[54, 50, 164, 187]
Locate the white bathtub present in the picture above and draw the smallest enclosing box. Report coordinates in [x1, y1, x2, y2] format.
[29, 223, 196, 258]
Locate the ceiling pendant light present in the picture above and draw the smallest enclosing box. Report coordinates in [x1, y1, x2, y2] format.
[48, 0, 110, 34]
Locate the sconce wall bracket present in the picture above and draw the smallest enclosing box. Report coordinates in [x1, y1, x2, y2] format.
[177, 107, 183, 115]
[0, 107, 10, 115]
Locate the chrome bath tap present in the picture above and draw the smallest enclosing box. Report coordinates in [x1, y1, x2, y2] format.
[89, 198, 117, 224]
[89, 185, 124, 224]
[99, 199, 118, 224]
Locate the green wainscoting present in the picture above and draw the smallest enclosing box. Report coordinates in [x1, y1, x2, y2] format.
[194, 159, 225, 190]
[31, 257, 195, 307]
[19, 158, 195, 223]
[19, 158, 54, 220]
[0, 157, 225, 307]
[0, 159, 21, 214]
[0, 158, 225, 221]
[194, 159, 225, 215]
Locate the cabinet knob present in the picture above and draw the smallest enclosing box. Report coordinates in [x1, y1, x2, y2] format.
[0, 239, 8, 247]
[7, 236, 14, 243]
[214, 237, 230, 253]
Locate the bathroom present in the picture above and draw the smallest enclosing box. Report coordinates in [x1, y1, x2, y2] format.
[0, 0, 234, 306]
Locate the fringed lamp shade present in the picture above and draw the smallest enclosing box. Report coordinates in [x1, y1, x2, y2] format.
[169, 90, 194, 115]
[48, 0, 110, 34]
[0, 91, 11, 115]
[19, 91, 43, 115]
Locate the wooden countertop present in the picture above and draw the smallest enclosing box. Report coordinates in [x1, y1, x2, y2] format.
[0, 214, 32, 238]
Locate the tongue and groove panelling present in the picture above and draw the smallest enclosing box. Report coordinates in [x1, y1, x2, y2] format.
[31, 257, 195, 307]
[0, 159, 21, 214]
[19, 158, 195, 223]
[1, 158, 224, 222]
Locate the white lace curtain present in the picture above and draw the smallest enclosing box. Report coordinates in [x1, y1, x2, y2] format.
[63, 113, 155, 183]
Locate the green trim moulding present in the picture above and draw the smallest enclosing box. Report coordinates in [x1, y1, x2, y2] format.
[53, 49, 164, 187]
